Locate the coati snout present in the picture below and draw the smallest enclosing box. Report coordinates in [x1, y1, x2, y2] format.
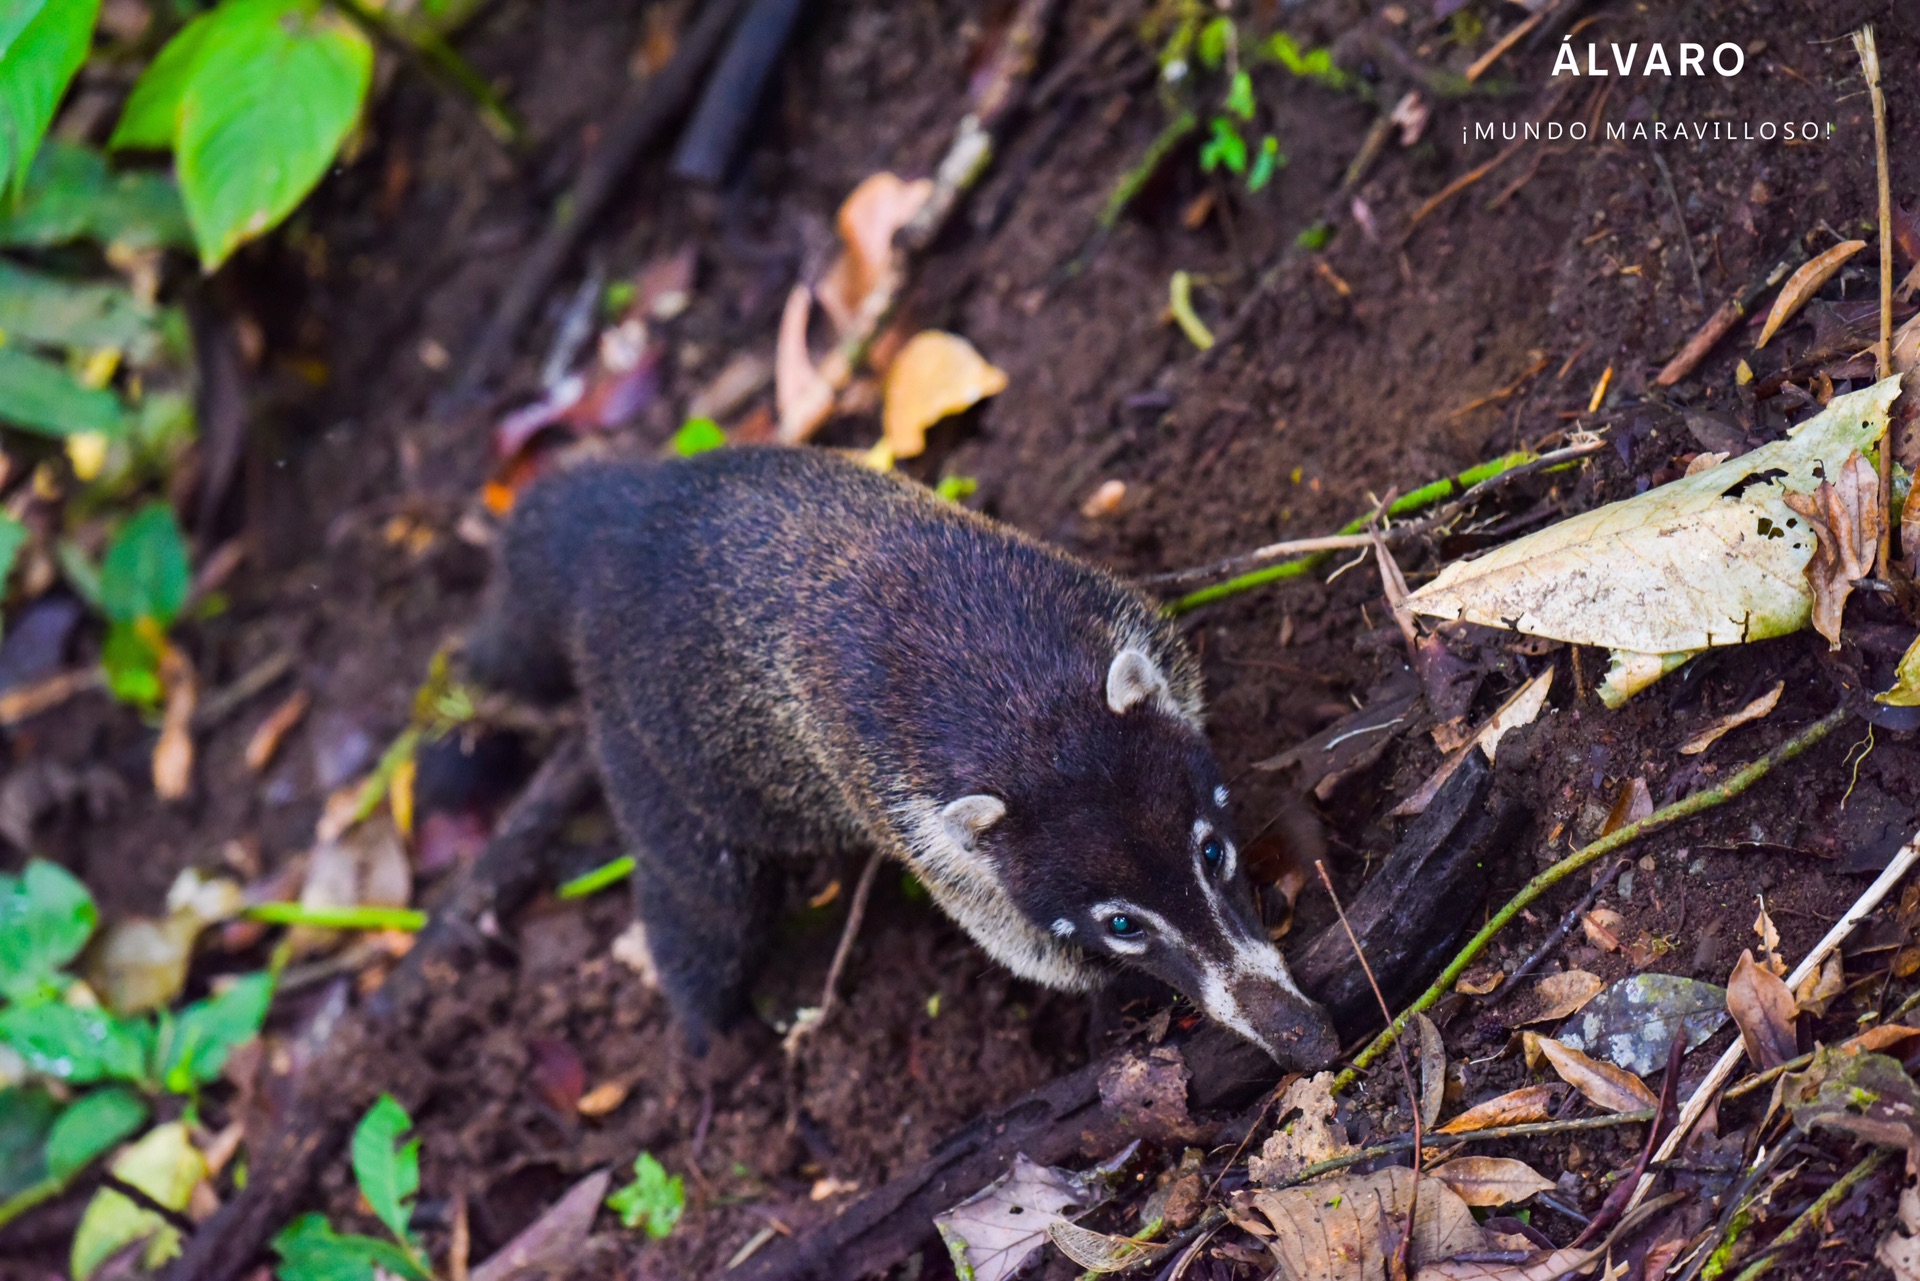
[467, 447, 1338, 1068]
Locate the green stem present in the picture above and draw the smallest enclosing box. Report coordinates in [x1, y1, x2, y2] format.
[243, 903, 428, 931]
[1727, 1148, 1890, 1281]
[557, 855, 636, 900]
[1097, 110, 1200, 232]
[330, 0, 524, 146]
[1331, 706, 1851, 1094]
[1167, 450, 1536, 614]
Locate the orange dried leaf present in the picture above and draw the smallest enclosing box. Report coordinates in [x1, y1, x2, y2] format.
[1427, 1156, 1555, 1208]
[816, 173, 932, 333]
[1436, 1084, 1562, 1134]
[1782, 450, 1882, 648]
[1501, 971, 1606, 1028]
[153, 648, 197, 800]
[1582, 908, 1627, 952]
[775, 285, 836, 443]
[1757, 240, 1867, 348]
[882, 331, 1007, 459]
[245, 689, 312, 773]
[1535, 1036, 1658, 1113]
[1679, 680, 1783, 756]
[1728, 948, 1798, 1070]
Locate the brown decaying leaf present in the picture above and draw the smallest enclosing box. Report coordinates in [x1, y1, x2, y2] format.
[1845, 1023, 1920, 1058]
[576, 1080, 630, 1117]
[1416, 1012, 1446, 1129]
[1455, 966, 1504, 996]
[1794, 949, 1844, 1016]
[1500, 971, 1606, 1028]
[244, 689, 311, 773]
[1728, 948, 1798, 1070]
[1598, 776, 1652, 838]
[1903, 484, 1919, 574]
[1237, 1167, 1487, 1281]
[775, 285, 836, 443]
[1426, 1156, 1555, 1208]
[1753, 901, 1785, 974]
[153, 647, 196, 800]
[1436, 1084, 1562, 1134]
[1534, 1036, 1658, 1113]
[1679, 680, 1783, 756]
[1582, 908, 1626, 952]
[1756, 239, 1867, 348]
[1392, 668, 1552, 817]
[816, 173, 933, 334]
[1249, 1072, 1350, 1185]
[527, 1037, 586, 1113]
[1783, 449, 1882, 648]
[881, 331, 1008, 460]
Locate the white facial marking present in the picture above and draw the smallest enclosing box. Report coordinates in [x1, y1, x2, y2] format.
[1213, 785, 1229, 807]
[1197, 959, 1264, 1050]
[1051, 918, 1076, 938]
[1191, 818, 1211, 845]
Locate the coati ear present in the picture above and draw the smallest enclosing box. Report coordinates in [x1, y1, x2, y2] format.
[1106, 648, 1172, 715]
[940, 795, 1006, 850]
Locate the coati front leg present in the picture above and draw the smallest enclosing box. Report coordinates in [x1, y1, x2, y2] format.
[591, 725, 776, 1048]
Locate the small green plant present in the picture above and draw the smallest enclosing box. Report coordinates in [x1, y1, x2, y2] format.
[0, 861, 273, 1235]
[57, 501, 193, 706]
[270, 1095, 433, 1280]
[933, 473, 978, 503]
[668, 416, 727, 457]
[607, 1151, 685, 1240]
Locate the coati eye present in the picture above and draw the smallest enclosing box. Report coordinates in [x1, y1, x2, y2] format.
[1108, 914, 1141, 937]
[1201, 839, 1225, 867]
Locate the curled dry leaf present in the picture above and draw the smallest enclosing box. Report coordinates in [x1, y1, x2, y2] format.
[1756, 239, 1867, 348]
[1045, 1221, 1170, 1274]
[1534, 1035, 1658, 1114]
[882, 331, 1007, 459]
[933, 1153, 1107, 1281]
[1782, 449, 1882, 648]
[816, 173, 932, 334]
[1436, 1084, 1562, 1134]
[1416, 1012, 1446, 1129]
[1727, 949, 1798, 1070]
[1455, 965, 1504, 996]
[1753, 901, 1784, 973]
[153, 646, 196, 800]
[1405, 379, 1900, 704]
[1679, 680, 1783, 755]
[1501, 971, 1606, 1028]
[1582, 908, 1626, 952]
[1878, 635, 1920, 707]
[1249, 1072, 1349, 1185]
[775, 285, 837, 444]
[1391, 668, 1551, 817]
[1237, 1167, 1487, 1281]
[1794, 949, 1845, 1016]
[1426, 1156, 1554, 1209]
[1598, 776, 1652, 837]
[244, 689, 311, 773]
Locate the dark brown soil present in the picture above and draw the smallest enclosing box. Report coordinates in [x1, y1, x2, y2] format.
[14, 0, 1920, 1278]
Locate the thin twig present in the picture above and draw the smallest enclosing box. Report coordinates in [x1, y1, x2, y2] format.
[1855, 25, 1894, 578]
[1478, 858, 1626, 1007]
[783, 849, 885, 1057]
[1727, 1148, 1891, 1281]
[1332, 707, 1852, 1093]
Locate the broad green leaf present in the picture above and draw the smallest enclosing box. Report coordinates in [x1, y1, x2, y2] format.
[1879, 635, 1920, 707]
[1195, 16, 1231, 70]
[606, 1151, 684, 1239]
[71, 1121, 205, 1280]
[669, 416, 725, 456]
[0, 511, 25, 599]
[101, 619, 163, 705]
[99, 501, 190, 626]
[175, 0, 372, 269]
[0, 345, 130, 437]
[0, 1085, 58, 1199]
[156, 970, 272, 1091]
[0, 0, 100, 196]
[0, 140, 192, 249]
[46, 1086, 148, 1179]
[271, 1213, 432, 1281]
[0, 1000, 152, 1084]
[110, 10, 216, 151]
[0, 859, 97, 1001]
[350, 1094, 419, 1247]
[0, 259, 168, 362]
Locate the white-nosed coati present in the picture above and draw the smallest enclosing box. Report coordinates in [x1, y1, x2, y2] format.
[467, 446, 1339, 1067]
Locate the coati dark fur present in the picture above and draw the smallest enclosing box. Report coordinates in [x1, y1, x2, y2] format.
[467, 447, 1338, 1066]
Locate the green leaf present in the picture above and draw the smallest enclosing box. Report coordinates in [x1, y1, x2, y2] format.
[350, 1094, 419, 1247]
[155, 971, 272, 1091]
[0, 1085, 58, 1199]
[99, 501, 190, 626]
[1198, 117, 1247, 175]
[1246, 135, 1284, 193]
[0, 859, 97, 1001]
[46, 1087, 148, 1179]
[606, 1151, 684, 1239]
[174, 0, 372, 269]
[0, 259, 169, 363]
[111, 9, 216, 151]
[669, 416, 726, 456]
[0, 1000, 152, 1084]
[271, 1213, 432, 1281]
[71, 1121, 204, 1280]
[0, 140, 192, 249]
[1224, 69, 1255, 120]
[934, 474, 977, 503]
[0, 0, 100, 196]
[1194, 16, 1231, 70]
[0, 345, 130, 438]
[0, 510, 25, 600]
[102, 619, 164, 705]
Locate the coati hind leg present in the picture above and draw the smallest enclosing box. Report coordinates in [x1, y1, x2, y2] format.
[590, 728, 776, 1048]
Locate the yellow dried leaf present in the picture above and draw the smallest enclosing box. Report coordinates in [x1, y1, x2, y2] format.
[1427, 1156, 1555, 1208]
[1757, 240, 1867, 348]
[1501, 971, 1606, 1028]
[1436, 1084, 1561, 1134]
[1582, 908, 1626, 952]
[1879, 635, 1920, 708]
[1535, 1036, 1658, 1113]
[775, 285, 836, 443]
[152, 647, 196, 801]
[882, 331, 1007, 459]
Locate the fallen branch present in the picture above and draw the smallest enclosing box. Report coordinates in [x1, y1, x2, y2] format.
[1653, 243, 1808, 387]
[157, 739, 598, 1281]
[1332, 706, 1853, 1093]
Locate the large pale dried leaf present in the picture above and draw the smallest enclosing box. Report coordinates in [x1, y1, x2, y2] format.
[934, 1154, 1097, 1281]
[1249, 1072, 1350, 1185]
[1680, 680, 1783, 755]
[774, 285, 835, 443]
[1557, 974, 1727, 1075]
[1405, 378, 1900, 667]
[1046, 1221, 1170, 1273]
[470, 1170, 609, 1281]
[1757, 240, 1867, 348]
[1782, 450, 1882, 648]
[86, 870, 241, 1013]
[1877, 634, 1920, 707]
[1427, 1157, 1554, 1208]
[1501, 971, 1606, 1028]
[1239, 1166, 1488, 1281]
[1727, 949, 1797, 1069]
[1879, 1182, 1920, 1281]
[289, 815, 411, 955]
[816, 173, 931, 333]
[1416, 1013, 1446, 1129]
[1535, 1036, 1657, 1113]
[882, 331, 1007, 459]
[1436, 1085, 1562, 1134]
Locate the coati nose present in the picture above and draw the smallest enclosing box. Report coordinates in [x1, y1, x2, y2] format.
[1232, 974, 1341, 1069]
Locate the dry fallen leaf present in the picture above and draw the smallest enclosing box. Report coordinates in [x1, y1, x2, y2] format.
[775, 285, 837, 444]
[1794, 949, 1845, 1016]
[1249, 1072, 1350, 1185]
[1427, 1156, 1554, 1208]
[576, 1080, 630, 1117]
[1535, 1035, 1658, 1113]
[153, 646, 196, 800]
[1416, 1012, 1447, 1129]
[1582, 908, 1627, 952]
[1392, 668, 1551, 817]
[289, 816, 413, 956]
[1081, 479, 1126, 518]
[933, 1154, 1101, 1281]
[882, 331, 1007, 459]
[245, 689, 311, 773]
[1598, 776, 1652, 837]
[1238, 1167, 1487, 1281]
[1436, 1084, 1562, 1134]
[816, 173, 932, 334]
[1782, 449, 1881, 648]
[1501, 971, 1606, 1028]
[470, 1171, 610, 1281]
[1455, 966, 1504, 996]
[1753, 900, 1784, 973]
[1879, 1181, 1920, 1281]
[1757, 239, 1867, 348]
[1728, 948, 1798, 1070]
[1679, 680, 1783, 755]
[1882, 635, 1920, 707]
